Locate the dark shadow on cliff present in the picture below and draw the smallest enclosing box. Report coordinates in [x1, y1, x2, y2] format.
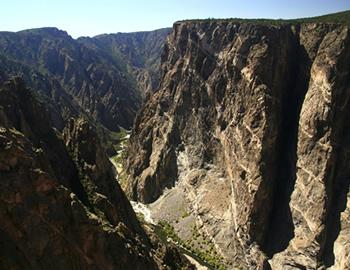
[262, 40, 311, 257]
[322, 81, 350, 267]
[322, 175, 350, 267]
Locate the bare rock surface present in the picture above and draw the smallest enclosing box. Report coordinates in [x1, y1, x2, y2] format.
[126, 21, 350, 269]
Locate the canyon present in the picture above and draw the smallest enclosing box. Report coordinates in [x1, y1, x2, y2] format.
[126, 18, 350, 270]
[1, 10, 350, 270]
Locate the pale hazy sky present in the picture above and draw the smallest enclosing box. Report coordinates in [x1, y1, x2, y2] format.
[1, 0, 350, 38]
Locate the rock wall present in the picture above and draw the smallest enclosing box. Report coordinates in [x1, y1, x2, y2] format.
[126, 21, 350, 269]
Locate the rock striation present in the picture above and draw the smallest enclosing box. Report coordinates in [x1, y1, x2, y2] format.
[126, 20, 350, 269]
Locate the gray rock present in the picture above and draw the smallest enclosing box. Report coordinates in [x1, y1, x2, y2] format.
[126, 21, 350, 269]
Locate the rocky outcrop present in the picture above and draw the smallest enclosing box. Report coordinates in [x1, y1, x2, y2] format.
[126, 20, 350, 269]
[0, 76, 86, 197]
[0, 128, 158, 270]
[63, 118, 144, 235]
[0, 77, 192, 270]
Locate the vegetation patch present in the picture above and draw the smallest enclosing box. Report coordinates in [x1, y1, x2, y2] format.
[156, 220, 227, 270]
[110, 128, 130, 190]
[135, 212, 146, 224]
[181, 210, 190, 219]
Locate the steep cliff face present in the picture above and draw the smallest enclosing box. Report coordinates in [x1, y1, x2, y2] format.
[0, 77, 192, 270]
[0, 128, 159, 270]
[270, 24, 350, 270]
[126, 21, 350, 269]
[79, 28, 171, 95]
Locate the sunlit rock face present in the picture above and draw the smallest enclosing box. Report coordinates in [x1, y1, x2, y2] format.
[126, 21, 350, 269]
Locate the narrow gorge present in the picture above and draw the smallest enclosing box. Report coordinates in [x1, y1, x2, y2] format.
[1, 10, 350, 270]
